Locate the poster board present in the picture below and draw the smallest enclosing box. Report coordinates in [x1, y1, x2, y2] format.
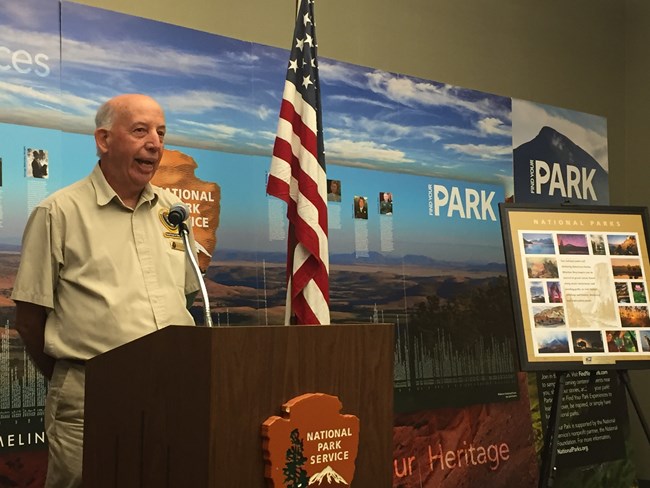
[499, 203, 650, 371]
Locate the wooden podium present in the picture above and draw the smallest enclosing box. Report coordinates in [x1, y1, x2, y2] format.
[82, 323, 394, 487]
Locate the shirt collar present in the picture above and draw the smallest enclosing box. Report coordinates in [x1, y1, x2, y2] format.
[90, 163, 158, 208]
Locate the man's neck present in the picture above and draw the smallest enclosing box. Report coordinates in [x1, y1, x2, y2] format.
[99, 162, 143, 209]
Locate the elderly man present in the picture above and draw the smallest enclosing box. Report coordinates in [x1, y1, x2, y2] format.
[11, 94, 199, 487]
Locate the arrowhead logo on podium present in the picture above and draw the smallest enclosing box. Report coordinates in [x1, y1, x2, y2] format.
[262, 393, 360, 487]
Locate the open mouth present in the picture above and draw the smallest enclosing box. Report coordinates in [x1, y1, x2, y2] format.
[136, 158, 155, 165]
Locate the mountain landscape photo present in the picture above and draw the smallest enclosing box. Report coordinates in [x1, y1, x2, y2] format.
[513, 126, 608, 204]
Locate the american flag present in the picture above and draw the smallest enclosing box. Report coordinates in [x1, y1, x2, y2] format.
[266, 0, 330, 325]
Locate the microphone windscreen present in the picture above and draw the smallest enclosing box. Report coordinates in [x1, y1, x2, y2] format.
[168, 202, 190, 226]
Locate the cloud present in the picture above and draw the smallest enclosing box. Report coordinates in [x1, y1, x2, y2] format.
[257, 105, 272, 120]
[326, 94, 394, 110]
[420, 129, 443, 143]
[148, 88, 273, 122]
[157, 91, 244, 114]
[225, 50, 259, 64]
[61, 37, 243, 83]
[338, 115, 412, 141]
[0, 80, 97, 116]
[443, 143, 512, 160]
[319, 59, 369, 90]
[0, 26, 61, 58]
[0, 2, 57, 31]
[328, 115, 480, 145]
[259, 130, 277, 141]
[176, 119, 245, 140]
[365, 70, 507, 119]
[325, 138, 414, 163]
[477, 117, 511, 137]
[0, 80, 59, 105]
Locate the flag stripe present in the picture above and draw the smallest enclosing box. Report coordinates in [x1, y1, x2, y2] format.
[279, 83, 318, 140]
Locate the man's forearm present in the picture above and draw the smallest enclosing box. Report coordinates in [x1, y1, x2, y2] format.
[15, 301, 55, 380]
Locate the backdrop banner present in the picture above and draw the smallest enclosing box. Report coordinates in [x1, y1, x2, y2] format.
[0, 2, 629, 487]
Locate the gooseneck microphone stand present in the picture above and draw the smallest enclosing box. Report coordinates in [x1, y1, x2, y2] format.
[179, 221, 214, 327]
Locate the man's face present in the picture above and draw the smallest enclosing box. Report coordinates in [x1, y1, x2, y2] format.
[99, 95, 166, 195]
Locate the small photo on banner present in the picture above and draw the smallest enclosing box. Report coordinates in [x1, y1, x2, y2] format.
[327, 179, 341, 202]
[25, 148, 49, 179]
[379, 191, 393, 215]
[353, 195, 368, 220]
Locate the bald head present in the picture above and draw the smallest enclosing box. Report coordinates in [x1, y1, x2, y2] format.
[95, 94, 163, 131]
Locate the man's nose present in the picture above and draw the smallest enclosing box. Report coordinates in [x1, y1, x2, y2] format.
[145, 131, 163, 151]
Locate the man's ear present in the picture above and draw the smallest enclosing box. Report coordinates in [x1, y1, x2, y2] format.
[95, 128, 109, 154]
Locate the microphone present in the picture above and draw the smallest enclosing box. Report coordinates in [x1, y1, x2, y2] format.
[168, 202, 190, 227]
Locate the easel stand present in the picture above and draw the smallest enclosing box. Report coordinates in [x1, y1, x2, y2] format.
[538, 371, 567, 488]
[538, 369, 650, 488]
[617, 370, 650, 445]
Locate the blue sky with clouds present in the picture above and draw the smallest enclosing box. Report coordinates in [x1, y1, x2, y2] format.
[0, 0, 599, 264]
[1, 1, 514, 185]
